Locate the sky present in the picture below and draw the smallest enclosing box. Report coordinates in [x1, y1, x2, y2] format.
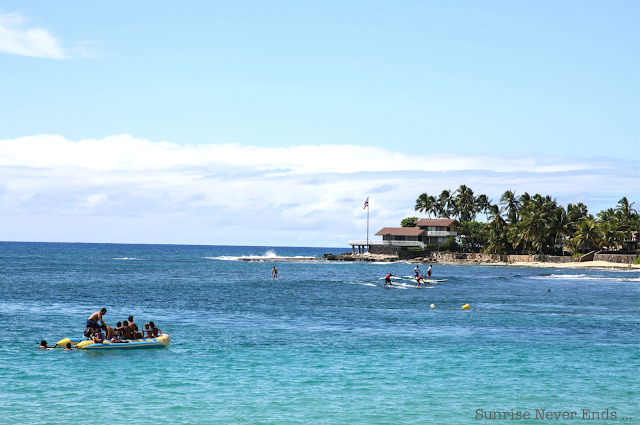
[0, 1, 638, 247]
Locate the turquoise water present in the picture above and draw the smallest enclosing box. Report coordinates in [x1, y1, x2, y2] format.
[1, 242, 638, 424]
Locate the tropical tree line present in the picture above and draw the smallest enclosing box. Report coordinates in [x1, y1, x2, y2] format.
[411, 186, 638, 255]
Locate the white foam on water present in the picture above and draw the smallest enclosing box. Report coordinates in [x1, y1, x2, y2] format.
[205, 253, 317, 261]
[528, 274, 640, 282]
[347, 282, 378, 287]
[110, 257, 140, 260]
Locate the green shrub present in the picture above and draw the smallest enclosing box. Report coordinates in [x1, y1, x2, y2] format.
[439, 237, 460, 252]
[401, 217, 419, 227]
[634, 256, 640, 265]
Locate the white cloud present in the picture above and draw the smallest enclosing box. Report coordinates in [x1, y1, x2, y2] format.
[0, 134, 637, 246]
[0, 13, 65, 59]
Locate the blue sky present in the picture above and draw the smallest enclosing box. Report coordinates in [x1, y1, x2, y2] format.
[0, 1, 638, 246]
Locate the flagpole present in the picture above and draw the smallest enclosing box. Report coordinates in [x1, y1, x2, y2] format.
[366, 196, 369, 252]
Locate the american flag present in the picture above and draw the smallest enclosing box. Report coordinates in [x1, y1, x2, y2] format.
[363, 197, 369, 209]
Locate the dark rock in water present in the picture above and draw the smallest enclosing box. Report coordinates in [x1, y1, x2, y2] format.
[324, 253, 356, 261]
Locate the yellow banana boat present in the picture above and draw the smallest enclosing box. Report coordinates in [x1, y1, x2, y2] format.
[56, 334, 170, 350]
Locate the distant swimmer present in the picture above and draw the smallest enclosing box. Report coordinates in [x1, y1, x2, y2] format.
[87, 308, 107, 332]
[39, 340, 56, 349]
[427, 265, 432, 280]
[414, 265, 421, 278]
[272, 266, 278, 279]
[384, 273, 395, 287]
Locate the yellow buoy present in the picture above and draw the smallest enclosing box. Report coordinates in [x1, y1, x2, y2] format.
[462, 304, 470, 310]
[430, 304, 435, 309]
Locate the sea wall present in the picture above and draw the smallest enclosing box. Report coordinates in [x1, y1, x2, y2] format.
[327, 251, 635, 264]
[369, 246, 403, 255]
[408, 253, 575, 264]
[593, 253, 638, 264]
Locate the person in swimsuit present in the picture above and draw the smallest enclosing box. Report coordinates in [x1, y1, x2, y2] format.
[127, 316, 137, 331]
[87, 308, 107, 331]
[64, 342, 73, 351]
[149, 321, 161, 337]
[272, 267, 278, 279]
[144, 323, 152, 338]
[120, 320, 134, 340]
[92, 329, 104, 344]
[427, 265, 432, 280]
[103, 324, 116, 340]
[414, 265, 421, 278]
[132, 325, 143, 339]
[384, 273, 395, 287]
[416, 275, 425, 288]
[115, 322, 123, 339]
[39, 340, 56, 349]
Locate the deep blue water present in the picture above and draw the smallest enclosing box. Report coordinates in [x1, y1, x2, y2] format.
[0, 242, 638, 424]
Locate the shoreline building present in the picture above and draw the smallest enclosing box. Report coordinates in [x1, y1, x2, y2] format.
[349, 218, 459, 253]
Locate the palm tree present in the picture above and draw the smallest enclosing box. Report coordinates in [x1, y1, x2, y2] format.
[598, 220, 623, 251]
[475, 194, 492, 216]
[615, 197, 637, 224]
[415, 193, 436, 217]
[596, 208, 617, 223]
[518, 192, 531, 205]
[549, 207, 571, 254]
[499, 190, 520, 224]
[541, 195, 558, 214]
[571, 217, 601, 252]
[567, 203, 588, 225]
[512, 206, 549, 254]
[453, 185, 476, 222]
[436, 190, 454, 218]
[532, 194, 544, 209]
[484, 204, 509, 254]
[486, 204, 503, 223]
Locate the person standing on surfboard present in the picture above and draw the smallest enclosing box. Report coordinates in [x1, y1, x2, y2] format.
[384, 273, 395, 287]
[414, 265, 421, 278]
[427, 265, 432, 280]
[416, 275, 425, 288]
[272, 266, 278, 279]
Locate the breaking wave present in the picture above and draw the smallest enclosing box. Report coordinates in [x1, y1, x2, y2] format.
[528, 274, 640, 282]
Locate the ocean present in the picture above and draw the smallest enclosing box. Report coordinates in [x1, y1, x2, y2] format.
[0, 242, 638, 424]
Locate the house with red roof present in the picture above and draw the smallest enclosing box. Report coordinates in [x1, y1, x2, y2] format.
[376, 218, 459, 245]
[349, 218, 459, 253]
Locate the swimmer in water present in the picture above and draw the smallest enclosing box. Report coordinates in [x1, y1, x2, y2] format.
[39, 340, 56, 349]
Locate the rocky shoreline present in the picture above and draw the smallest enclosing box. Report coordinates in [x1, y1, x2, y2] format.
[323, 252, 639, 268]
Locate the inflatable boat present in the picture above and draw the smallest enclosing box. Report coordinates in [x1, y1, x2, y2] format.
[56, 334, 170, 350]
